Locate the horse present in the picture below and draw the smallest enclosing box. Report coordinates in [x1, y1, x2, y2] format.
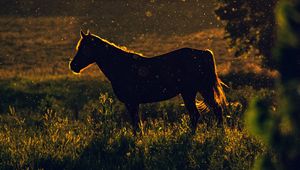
[69, 30, 228, 133]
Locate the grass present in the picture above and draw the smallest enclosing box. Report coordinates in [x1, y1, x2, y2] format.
[0, 91, 267, 169]
[0, 16, 277, 169]
[0, 76, 275, 169]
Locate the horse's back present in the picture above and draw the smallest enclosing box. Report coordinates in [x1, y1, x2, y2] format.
[110, 47, 215, 103]
[117, 48, 213, 103]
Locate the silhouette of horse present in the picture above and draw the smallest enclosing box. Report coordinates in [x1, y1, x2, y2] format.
[70, 30, 228, 133]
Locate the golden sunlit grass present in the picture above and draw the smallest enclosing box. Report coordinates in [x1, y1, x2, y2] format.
[0, 95, 265, 169]
[0, 17, 276, 169]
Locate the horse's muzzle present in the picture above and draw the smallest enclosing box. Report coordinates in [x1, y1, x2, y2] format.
[69, 61, 80, 73]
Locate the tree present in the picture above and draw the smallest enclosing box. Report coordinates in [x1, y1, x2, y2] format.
[215, 0, 278, 68]
[247, 0, 300, 168]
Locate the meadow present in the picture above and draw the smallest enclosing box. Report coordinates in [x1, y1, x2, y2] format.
[0, 17, 277, 169]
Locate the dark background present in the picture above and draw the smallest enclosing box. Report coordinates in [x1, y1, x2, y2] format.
[0, 0, 221, 39]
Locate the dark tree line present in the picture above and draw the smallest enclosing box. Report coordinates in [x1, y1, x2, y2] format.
[255, 0, 299, 168]
[216, 0, 300, 168]
[215, 0, 278, 68]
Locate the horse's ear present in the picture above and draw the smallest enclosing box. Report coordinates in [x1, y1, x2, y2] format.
[80, 30, 86, 38]
[87, 29, 91, 36]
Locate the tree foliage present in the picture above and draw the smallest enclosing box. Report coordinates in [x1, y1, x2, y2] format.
[215, 0, 278, 68]
[247, 0, 300, 168]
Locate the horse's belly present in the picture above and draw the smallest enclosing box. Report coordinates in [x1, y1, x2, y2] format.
[111, 82, 178, 103]
[138, 92, 178, 103]
[136, 84, 179, 103]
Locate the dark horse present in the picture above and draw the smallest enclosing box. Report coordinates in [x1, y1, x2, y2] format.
[70, 30, 228, 133]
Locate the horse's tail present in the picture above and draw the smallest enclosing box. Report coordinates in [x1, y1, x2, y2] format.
[205, 49, 228, 112]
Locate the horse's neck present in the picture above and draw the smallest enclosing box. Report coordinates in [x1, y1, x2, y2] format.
[95, 45, 132, 81]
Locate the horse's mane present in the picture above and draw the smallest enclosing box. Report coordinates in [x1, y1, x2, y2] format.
[92, 34, 144, 57]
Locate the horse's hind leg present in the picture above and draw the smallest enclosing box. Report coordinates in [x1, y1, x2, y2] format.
[199, 89, 223, 127]
[181, 92, 200, 133]
[125, 103, 139, 134]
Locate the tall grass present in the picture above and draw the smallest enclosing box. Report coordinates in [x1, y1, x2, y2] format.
[0, 91, 267, 169]
[0, 71, 276, 169]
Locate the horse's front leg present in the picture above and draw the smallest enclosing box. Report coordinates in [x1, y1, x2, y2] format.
[125, 103, 139, 134]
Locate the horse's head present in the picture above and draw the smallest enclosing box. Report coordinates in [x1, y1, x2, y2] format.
[70, 30, 97, 74]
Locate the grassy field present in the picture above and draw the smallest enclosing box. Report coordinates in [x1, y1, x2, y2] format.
[0, 17, 277, 169]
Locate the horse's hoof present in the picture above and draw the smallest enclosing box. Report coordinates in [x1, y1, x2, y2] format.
[189, 126, 197, 135]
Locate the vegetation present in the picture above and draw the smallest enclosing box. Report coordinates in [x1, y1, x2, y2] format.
[0, 79, 269, 169]
[215, 0, 278, 68]
[247, 0, 300, 169]
[0, 70, 275, 169]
